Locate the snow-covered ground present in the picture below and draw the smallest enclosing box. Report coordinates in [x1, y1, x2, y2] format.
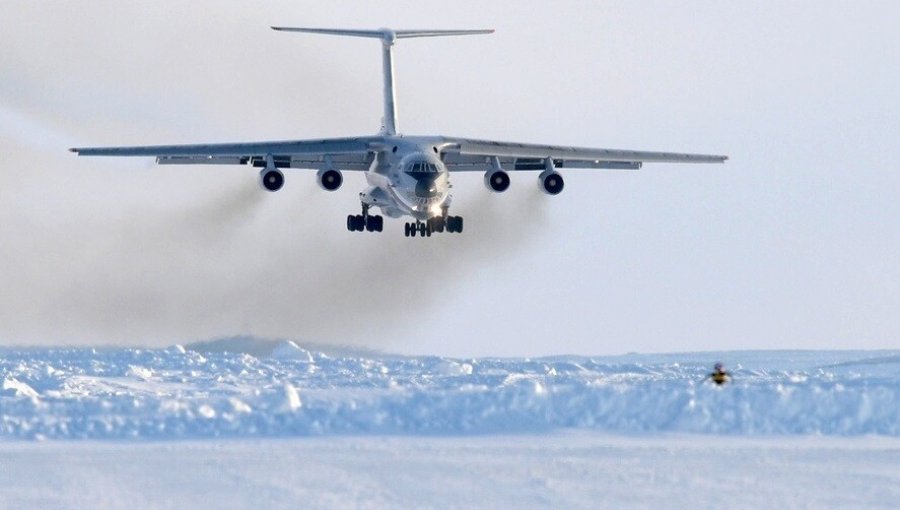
[2, 434, 899, 510]
[2, 341, 899, 438]
[2, 341, 900, 508]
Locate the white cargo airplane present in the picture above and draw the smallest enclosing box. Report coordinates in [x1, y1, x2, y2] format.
[71, 27, 727, 237]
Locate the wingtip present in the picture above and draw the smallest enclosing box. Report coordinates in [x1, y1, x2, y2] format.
[68, 148, 79, 154]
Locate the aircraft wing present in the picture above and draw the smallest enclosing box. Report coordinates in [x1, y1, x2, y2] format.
[69, 137, 381, 170]
[439, 136, 727, 171]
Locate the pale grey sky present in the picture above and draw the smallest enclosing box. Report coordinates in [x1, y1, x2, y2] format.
[1, 1, 898, 356]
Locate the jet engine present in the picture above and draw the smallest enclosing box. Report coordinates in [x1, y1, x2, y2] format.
[317, 168, 343, 191]
[484, 168, 511, 193]
[259, 168, 285, 192]
[538, 169, 564, 195]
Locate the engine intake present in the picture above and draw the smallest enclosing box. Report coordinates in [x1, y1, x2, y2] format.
[317, 168, 343, 191]
[259, 168, 284, 192]
[538, 169, 564, 195]
[484, 169, 511, 193]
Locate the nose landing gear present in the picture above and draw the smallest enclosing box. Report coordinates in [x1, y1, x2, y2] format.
[404, 221, 431, 237]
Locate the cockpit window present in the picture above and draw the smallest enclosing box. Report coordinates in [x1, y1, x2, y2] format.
[408, 161, 439, 173]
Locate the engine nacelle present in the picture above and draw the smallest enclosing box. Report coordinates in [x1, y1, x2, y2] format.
[259, 168, 284, 192]
[484, 169, 511, 193]
[317, 168, 343, 191]
[538, 169, 564, 195]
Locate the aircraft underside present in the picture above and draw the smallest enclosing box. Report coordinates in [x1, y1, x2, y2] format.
[349, 165, 464, 238]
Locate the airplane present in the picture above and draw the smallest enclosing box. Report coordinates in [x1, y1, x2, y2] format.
[70, 27, 727, 237]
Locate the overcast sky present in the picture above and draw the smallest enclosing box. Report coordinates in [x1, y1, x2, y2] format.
[1, 1, 898, 356]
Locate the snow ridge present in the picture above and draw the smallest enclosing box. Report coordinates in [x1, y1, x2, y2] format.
[1, 345, 898, 440]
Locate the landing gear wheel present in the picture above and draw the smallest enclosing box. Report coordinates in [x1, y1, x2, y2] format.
[446, 216, 463, 233]
[348, 214, 365, 232]
[430, 217, 445, 233]
[365, 215, 379, 232]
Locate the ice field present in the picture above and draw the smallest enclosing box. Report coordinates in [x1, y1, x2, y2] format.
[2, 340, 900, 508]
[3, 340, 899, 439]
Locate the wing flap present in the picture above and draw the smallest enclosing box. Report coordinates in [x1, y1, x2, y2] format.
[156, 153, 372, 170]
[442, 153, 642, 171]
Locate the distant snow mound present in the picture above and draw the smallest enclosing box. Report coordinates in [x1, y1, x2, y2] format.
[1, 348, 899, 440]
[2, 378, 39, 399]
[126, 365, 153, 380]
[824, 353, 900, 368]
[271, 341, 314, 362]
[433, 359, 474, 375]
[186, 336, 284, 358]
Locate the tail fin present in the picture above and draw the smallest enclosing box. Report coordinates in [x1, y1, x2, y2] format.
[271, 27, 494, 135]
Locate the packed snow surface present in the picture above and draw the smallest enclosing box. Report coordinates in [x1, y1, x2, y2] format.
[3, 435, 899, 510]
[2, 342, 899, 440]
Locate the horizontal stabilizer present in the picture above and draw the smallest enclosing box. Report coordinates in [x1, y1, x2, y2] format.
[271, 27, 493, 42]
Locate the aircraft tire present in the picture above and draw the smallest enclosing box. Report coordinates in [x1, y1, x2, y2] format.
[431, 217, 445, 233]
[446, 216, 463, 234]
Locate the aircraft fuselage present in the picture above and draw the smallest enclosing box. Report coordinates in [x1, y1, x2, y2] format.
[362, 137, 452, 221]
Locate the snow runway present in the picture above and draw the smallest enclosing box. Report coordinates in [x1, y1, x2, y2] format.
[2, 434, 898, 509]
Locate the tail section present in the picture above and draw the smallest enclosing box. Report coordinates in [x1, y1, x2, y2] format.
[272, 27, 494, 135]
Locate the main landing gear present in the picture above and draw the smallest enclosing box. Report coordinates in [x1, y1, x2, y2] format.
[404, 213, 463, 238]
[347, 204, 383, 233]
[348, 205, 463, 237]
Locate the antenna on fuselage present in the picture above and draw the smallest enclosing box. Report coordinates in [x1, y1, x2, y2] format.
[271, 27, 494, 136]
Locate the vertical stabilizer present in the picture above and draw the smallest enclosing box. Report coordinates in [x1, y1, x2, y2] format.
[271, 27, 494, 135]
